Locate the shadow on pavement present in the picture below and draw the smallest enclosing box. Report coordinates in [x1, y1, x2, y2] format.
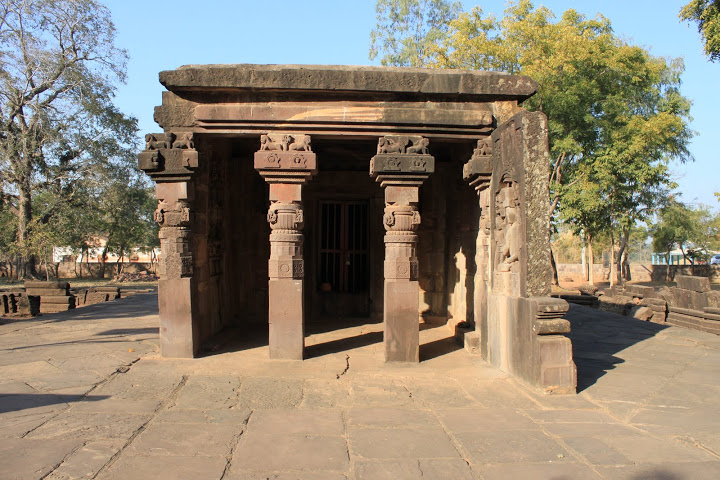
[305, 331, 383, 358]
[0, 393, 109, 413]
[420, 336, 462, 361]
[566, 304, 670, 393]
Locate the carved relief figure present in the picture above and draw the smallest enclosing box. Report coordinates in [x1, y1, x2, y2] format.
[406, 137, 429, 155]
[496, 183, 522, 273]
[172, 132, 194, 149]
[377, 136, 409, 154]
[473, 138, 491, 157]
[145, 133, 173, 150]
[260, 134, 290, 151]
[289, 134, 312, 152]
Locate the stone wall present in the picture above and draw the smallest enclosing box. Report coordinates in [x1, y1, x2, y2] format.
[556, 263, 720, 284]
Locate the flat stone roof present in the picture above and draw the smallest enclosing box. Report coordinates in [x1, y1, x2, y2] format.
[159, 64, 537, 102]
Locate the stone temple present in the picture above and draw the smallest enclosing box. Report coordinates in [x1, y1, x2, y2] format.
[138, 64, 576, 394]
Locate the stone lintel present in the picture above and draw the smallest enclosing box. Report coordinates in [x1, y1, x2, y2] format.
[160, 64, 538, 102]
[194, 102, 494, 128]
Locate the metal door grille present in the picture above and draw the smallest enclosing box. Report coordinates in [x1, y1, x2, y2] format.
[319, 201, 369, 293]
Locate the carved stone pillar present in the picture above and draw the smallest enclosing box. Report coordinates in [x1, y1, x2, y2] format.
[254, 133, 317, 360]
[138, 132, 200, 358]
[370, 136, 434, 362]
[462, 139, 493, 357]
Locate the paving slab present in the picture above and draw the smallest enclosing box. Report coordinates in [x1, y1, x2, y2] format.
[96, 454, 228, 480]
[354, 458, 474, 480]
[349, 426, 460, 460]
[128, 422, 240, 456]
[45, 438, 125, 480]
[0, 437, 83, 480]
[232, 433, 349, 471]
[247, 408, 344, 436]
[475, 462, 604, 480]
[454, 429, 571, 464]
[2, 294, 720, 479]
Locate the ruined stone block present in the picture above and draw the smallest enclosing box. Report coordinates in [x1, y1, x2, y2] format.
[675, 275, 711, 293]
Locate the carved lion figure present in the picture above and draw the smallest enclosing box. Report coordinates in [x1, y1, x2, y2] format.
[145, 133, 172, 150]
[260, 134, 291, 151]
[289, 134, 312, 152]
[406, 137, 429, 155]
[172, 132, 194, 149]
[377, 136, 408, 154]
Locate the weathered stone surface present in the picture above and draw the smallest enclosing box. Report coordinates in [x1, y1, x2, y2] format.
[98, 455, 228, 480]
[676, 274, 711, 293]
[0, 438, 83, 480]
[232, 433, 349, 471]
[160, 64, 537, 100]
[128, 422, 239, 456]
[236, 377, 303, 409]
[625, 285, 656, 298]
[349, 427, 458, 459]
[631, 306, 654, 321]
[24, 281, 70, 290]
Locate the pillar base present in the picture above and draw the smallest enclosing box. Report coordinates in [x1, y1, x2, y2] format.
[159, 277, 197, 358]
[268, 279, 305, 360]
[384, 280, 420, 362]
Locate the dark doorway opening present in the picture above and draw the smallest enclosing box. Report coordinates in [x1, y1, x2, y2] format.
[317, 200, 370, 317]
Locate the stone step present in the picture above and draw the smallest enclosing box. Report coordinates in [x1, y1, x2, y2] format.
[667, 314, 720, 335]
[41, 295, 75, 305]
[40, 303, 73, 314]
[24, 280, 70, 290]
[26, 288, 69, 296]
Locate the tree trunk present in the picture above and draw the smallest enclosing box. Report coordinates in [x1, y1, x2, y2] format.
[615, 227, 629, 285]
[99, 245, 108, 279]
[550, 248, 560, 286]
[16, 180, 34, 279]
[622, 250, 632, 281]
[588, 239, 595, 286]
[665, 248, 672, 282]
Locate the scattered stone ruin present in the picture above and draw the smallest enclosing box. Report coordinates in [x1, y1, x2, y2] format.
[25, 281, 75, 313]
[0, 281, 153, 318]
[138, 64, 576, 393]
[580, 275, 720, 335]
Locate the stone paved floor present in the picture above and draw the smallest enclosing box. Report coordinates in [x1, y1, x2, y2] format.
[1, 293, 719, 479]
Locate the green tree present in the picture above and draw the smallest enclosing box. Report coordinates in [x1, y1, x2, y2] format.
[0, 0, 134, 278]
[94, 165, 157, 278]
[651, 198, 719, 280]
[369, 0, 462, 66]
[680, 0, 720, 61]
[370, 0, 693, 285]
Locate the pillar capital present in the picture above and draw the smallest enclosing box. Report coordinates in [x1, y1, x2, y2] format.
[139, 132, 200, 182]
[254, 133, 317, 185]
[370, 135, 434, 192]
[463, 138, 493, 192]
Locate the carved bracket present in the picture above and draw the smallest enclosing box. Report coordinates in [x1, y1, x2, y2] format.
[532, 297, 570, 335]
[255, 133, 317, 176]
[138, 132, 200, 181]
[463, 138, 493, 187]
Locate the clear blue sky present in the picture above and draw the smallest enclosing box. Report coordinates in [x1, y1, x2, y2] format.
[111, 0, 718, 208]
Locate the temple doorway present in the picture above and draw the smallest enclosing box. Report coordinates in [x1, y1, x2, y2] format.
[316, 199, 371, 318]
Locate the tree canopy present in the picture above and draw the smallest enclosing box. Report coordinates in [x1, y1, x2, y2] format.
[370, 0, 695, 284]
[680, 0, 720, 61]
[0, 0, 154, 278]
